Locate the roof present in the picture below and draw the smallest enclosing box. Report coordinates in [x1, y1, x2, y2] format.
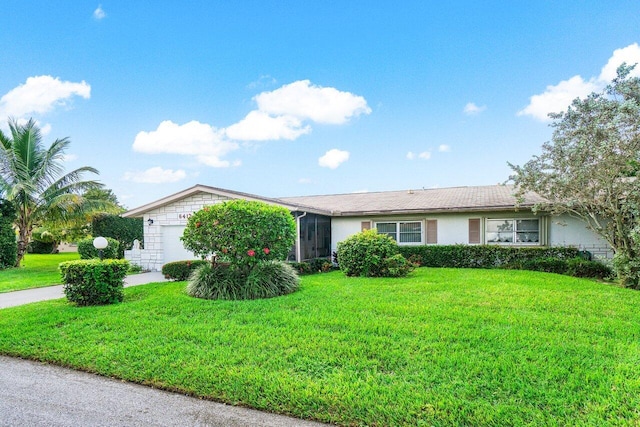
[123, 184, 546, 218]
[122, 184, 331, 218]
[278, 185, 546, 216]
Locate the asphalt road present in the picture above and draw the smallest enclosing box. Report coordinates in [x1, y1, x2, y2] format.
[0, 356, 328, 427]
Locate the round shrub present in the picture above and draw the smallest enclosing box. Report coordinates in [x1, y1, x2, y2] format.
[60, 259, 129, 306]
[162, 260, 209, 281]
[186, 261, 299, 300]
[77, 237, 120, 259]
[181, 199, 296, 270]
[337, 229, 412, 277]
[382, 253, 416, 277]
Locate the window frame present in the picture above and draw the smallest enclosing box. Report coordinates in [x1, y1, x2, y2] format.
[485, 218, 541, 246]
[374, 220, 424, 245]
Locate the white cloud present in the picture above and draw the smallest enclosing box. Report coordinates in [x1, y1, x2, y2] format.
[62, 154, 78, 162]
[298, 178, 312, 184]
[93, 5, 106, 20]
[318, 149, 350, 169]
[438, 144, 450, 152]
[133, 120, 239, 167]
[255, 80, 371, 124]
[225, 110, 310, 141]
[518, 75, 599, 121]
[0, 75, 90, 118]
[225, 80, 371, 142]
[406, 151, 415, 160]
[418, 151, 431, 160]
[463, 102, 486, 115]
[122, 167, 186, 184]
[598, 43, 640, 81]
[519, 43, 640, 121]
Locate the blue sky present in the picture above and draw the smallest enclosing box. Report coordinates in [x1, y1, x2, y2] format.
[1, 2, 639, 209]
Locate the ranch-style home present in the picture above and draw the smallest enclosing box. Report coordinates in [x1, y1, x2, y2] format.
[122, 184, 612, 272]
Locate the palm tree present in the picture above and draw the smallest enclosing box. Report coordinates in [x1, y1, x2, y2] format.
[0, 118, 103, 266]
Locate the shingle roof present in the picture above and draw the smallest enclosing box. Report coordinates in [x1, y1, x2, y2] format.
[277, 185, 546, 216]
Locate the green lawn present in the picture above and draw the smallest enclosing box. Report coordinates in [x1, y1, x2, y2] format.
[0, 268, 638, 426]
[0, 253, 80, 293]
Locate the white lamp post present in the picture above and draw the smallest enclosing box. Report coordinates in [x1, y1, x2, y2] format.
[93, 236, 108, 260]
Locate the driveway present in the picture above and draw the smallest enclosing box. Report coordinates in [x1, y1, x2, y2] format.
[0, 356, 327, 426]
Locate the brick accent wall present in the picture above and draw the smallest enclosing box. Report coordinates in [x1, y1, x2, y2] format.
[125, 192, 231, 271]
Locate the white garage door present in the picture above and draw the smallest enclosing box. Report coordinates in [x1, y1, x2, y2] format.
[162, 225, 196, 264]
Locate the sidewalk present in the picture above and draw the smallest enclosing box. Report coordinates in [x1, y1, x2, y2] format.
[0, 271, 168, 309]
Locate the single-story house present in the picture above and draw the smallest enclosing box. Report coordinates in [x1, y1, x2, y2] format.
[122, 184, 612, 271]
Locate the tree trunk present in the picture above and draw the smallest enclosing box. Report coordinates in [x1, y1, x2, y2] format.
[15, 227, 31, 267]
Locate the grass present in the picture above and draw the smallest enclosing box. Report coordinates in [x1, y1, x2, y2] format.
[0, 252, 79, 293]
[0, 268, 638, 426]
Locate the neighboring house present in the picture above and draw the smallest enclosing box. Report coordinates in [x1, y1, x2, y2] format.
[122, 184, 612, 272]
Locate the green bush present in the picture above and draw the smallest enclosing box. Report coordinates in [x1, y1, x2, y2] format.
[187, 261, 300, 300]
[92, 214, 143, 258]
[162, 260, 209, 281]
[60, 259, 130, 306]
[27, 240, 57, 254]
[186, 263, 245, 300]
[337, 229, 412, 277]
[244, 261, 300, 299]
[289, 258, 334, 275]
[517, 257, 569, 275]
[567, 258, 613, 279]
[382, 253, 417, 277]
[181, 200, 296, 270]
[77, 237, 120, 259]
[0, 199, 16, 269]
[399, 245, 580, 269]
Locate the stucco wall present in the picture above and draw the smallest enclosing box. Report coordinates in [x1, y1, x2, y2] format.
[331, 212, 612, 259]
[125, 192, 231, 271]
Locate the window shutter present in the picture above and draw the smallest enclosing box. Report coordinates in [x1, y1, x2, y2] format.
[426, 220, 437, 244]
[469, 218, 481, 244]
[361, 221, 371, 231]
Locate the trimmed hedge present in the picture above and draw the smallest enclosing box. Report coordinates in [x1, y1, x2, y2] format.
[77, 237, 120, 260]
[162, 260, 209, 281]
[0, 199, 17, 269]
[27, 240, 57, 254]
[289, 258, 334, 275]
[399, 245, 580, 269]
[60, 259, 130, 306]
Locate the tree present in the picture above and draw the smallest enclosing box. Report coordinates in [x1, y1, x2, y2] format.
[0, 118, 102, 267]
[509, 64, 640, 288]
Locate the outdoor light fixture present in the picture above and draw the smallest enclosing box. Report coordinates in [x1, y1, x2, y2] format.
[93, 236, 108, 261]
[148, 218, 154, 226]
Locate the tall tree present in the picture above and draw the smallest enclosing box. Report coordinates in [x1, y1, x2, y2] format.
[0, 118, 102, 266]
[510, 65, 640, 288]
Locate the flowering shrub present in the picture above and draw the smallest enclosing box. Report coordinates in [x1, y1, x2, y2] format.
[181, 199, 296, 270]
[181, 200, 298, 300]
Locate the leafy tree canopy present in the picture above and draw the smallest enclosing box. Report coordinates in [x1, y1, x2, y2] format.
[0, 118, 103, 266]
[510, 64, 640, 287]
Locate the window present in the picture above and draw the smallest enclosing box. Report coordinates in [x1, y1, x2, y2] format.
[375, 221, 422, 244]
[485, 218, 539, 245]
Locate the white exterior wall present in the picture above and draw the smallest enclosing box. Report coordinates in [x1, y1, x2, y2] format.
[548, 214, 612, 259]
[331, 211, 612, 258]
[125, 193, 231, 271]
